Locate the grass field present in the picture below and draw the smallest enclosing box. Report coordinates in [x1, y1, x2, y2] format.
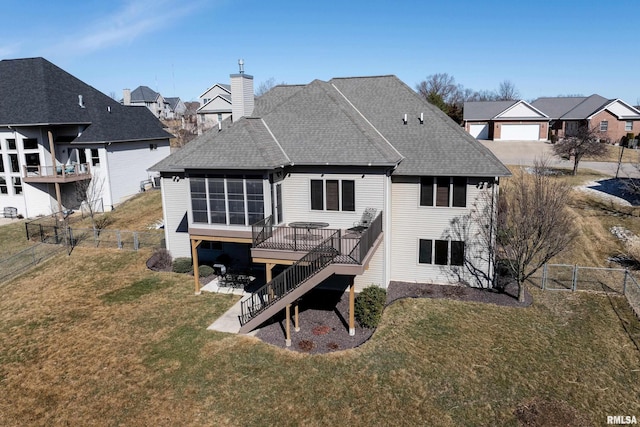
[1, 173, 639, 425]
[583, 145, 640, 163]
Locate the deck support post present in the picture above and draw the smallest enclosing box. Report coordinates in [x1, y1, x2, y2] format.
[294, 302, 300, 332]
[266, 263, 275, 302]
[349, 282, 355, 336]
[191, 238, 202, 295]
[47, 131, 63, 217]
[285, 304, 291, 347]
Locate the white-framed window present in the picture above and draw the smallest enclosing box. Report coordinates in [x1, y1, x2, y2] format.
[625, 121, 633, 131]
[419, 176, 467, 207]
[418, 239, 464, 266]
[190, 176, 264, 226]
[9, 154, 19, 173]
[600, 121, 608, 132]
[7, 139, 16, 150]
[0, 177, 7, 194]
[310, 179, 355, 211]
[149, 144, 158, 151]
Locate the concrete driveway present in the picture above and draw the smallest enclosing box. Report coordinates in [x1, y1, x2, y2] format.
[480, 140, 640, 178]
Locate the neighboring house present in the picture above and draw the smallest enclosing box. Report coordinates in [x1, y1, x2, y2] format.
[531, 95, 640, 142]
[463, 100, 549, 141]
[122, 86, 186, 120]
[165, 97, 187, 119]
[150, 71, 510, 335]
[122, 86, 170, 119]
[197, 83, 232, 133]
[0, 57, 172, 218]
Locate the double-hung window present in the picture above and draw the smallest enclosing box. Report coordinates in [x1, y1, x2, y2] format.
[600, 121, 608, 132]
[420, 177, 467, 207]
[625, 121, 633, 132]
[190, 176, 264, 226]
[310, 179, 355, 211]
[418, 239, 464, 266]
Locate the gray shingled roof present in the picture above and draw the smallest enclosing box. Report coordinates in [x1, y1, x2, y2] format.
[151, 75, 509, 177]
[130, 85, 159, 102]
[331, 76, 509, 176]
[531, 95, 610, 120]
[165, 97, 181, 110]
[463, 101, 518, 121]
[0, 57, 172, 143]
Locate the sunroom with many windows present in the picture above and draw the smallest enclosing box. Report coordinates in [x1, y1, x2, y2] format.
[190, 176, 265, 226]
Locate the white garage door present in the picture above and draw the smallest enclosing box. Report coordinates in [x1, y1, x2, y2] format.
[499, 124, 540, 141]
[469, 124, 489, 139]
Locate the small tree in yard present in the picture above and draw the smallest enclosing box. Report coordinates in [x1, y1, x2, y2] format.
[499, 159, 577, 301]
[552, 125, 608, 175]
[74, 177, 106, 231]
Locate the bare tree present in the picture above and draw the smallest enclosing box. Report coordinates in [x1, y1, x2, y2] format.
[74, 177, 107, 230]
[496, 80, 520, 101]
[552, 125, 608, 175]
[416, 73, 459, 103]
[499, 159, 577, 301]
[256, 77, 285, 96]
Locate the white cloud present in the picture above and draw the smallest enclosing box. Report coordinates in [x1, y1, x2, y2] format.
[48, 0, 205, 56]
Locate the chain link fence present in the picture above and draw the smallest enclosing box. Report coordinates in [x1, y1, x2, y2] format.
[68, 228, 164, 251]
[0, 243, 65, 283]
[531, 263, 640, 319]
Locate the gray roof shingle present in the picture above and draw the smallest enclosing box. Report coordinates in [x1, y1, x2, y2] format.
[152, 75, 509, 177]
[130, 85, 160, 102]
[0, 57, 172, 143]
[463, 101, 518, 121]
[531, 94, 610, 120]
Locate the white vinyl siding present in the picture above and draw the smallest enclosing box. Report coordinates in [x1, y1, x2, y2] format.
[106, 139, 170, 207]
[281, 172, 385, 230]
[353, 237, 385, 292]
[391, 176, 493, 286]
[161, 176, 191, 258]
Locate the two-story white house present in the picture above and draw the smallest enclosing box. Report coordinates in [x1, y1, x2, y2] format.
[150, 72, 510, 336]
[0, 57, 173, 218]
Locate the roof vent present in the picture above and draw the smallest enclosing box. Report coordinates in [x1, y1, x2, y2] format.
[402, 113, 407, 125]
[238, 59, 244, 74]
[419, 112, 424, 124]
[78, 95, 85, 108]
[107, 106, 111, 113]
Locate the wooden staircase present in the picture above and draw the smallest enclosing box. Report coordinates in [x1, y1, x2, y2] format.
[238, 232, 340, 334]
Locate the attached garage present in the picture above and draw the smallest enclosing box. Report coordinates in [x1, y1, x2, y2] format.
[469, 124, 489, 140]
[498, 124, 540, 141]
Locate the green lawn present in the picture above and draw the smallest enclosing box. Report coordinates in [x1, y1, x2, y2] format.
[0, 248, 638, 425]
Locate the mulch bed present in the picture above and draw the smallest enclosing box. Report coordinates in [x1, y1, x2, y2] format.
[254, 281, 532, 354]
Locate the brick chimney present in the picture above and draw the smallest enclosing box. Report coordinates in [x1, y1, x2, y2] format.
[230, 59, 254, 121]
[123, 88, 131, 105]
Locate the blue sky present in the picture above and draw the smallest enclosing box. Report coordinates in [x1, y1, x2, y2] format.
[2, 0, 639, 104]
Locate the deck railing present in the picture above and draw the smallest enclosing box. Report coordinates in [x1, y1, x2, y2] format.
[239, 230, 340, 326]
[23, 163, 91, 179]
[251, 212, 383, 262]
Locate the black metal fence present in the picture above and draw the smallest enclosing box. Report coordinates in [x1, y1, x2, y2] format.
[239, 231, 340, 325]
[0, 243, 64, 283]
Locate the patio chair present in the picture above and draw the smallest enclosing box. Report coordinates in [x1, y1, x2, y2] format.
[348, 208, 377, 233]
